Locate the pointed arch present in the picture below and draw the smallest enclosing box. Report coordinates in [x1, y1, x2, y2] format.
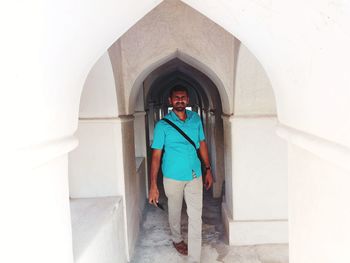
[128, 50, 231, 114]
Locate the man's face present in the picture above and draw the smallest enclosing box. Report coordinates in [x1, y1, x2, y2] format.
[169, 90, 189, 112]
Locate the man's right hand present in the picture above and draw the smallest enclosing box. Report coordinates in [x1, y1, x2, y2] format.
[148, 185, 159, 206]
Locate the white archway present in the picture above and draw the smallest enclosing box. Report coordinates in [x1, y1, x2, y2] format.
[128, 50, 230, 115]
[5, 1, 350, 262]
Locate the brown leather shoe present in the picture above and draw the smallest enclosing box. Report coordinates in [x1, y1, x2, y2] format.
[173, 241, 188, 255]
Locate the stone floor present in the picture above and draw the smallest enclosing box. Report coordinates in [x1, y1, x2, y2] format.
[131, 181, 288, 263]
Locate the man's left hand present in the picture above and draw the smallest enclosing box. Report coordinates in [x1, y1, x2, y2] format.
[204, 170, 213, 190]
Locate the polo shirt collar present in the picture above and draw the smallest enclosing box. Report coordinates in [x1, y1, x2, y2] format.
[170, 109, 192, 122]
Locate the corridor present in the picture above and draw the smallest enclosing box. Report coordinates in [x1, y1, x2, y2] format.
[131, 185, 288, 263]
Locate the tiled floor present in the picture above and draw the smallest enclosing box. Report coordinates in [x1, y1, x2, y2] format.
[131, 182, 288, 263]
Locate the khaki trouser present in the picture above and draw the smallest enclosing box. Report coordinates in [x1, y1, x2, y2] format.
[163, 176, 203, 263]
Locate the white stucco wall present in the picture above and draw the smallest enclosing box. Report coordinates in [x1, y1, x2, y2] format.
[134, 88, 147, 158]
[5, 1, 350, 262]
[235, 44, 277, 115]
[232, 117, 287, 220]
[79, 52, 118, 118]
[222, 43, 288, 245]
[69, 121, 124, 198]
[69, 52, 122, 198]
[182, 0, 350, 148]
[69, 50, 146, 260]
[110, 0, 234, 114]
[3, 155, 75, 263]
[223, 116, 288, 246]
[288, 143, 350, 263]
[70, 197, 127, 263]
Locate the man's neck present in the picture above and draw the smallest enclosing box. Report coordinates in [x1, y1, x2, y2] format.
[173, 109, 187, 121]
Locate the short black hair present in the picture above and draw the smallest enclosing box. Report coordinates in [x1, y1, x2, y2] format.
[169, 85, 189, 97]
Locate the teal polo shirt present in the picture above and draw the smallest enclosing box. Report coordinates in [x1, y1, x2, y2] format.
[151, 110, 205, 181]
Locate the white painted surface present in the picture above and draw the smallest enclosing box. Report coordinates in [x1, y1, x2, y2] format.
[69, 117, 143, 261]
[232, 117, 288, 221]
[69, 120, 124, 198]
[79, 52, 118, 118]
[136, 157, 147, 218]
[223, 203, 288, 246]
[288, 143, 350, 263]
[70, 197, 127, 263]
[120, 118, 141, 259]
[222, 115, 233, 218]
[235, 44, 277, 115]
[134, 112, 147, 157]
[3, 1, 350, 262]
[182, 0, 350, 148]
[277, 124, 350, 173]
[1, 155, 74, 263]
[221, 116, 288, 245]
[111, 0, 234, 114]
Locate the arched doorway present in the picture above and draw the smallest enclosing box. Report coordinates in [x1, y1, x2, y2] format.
[68, 1, 287, 261]
[143, 58, 225, 199]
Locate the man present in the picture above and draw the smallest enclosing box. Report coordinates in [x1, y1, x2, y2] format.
[148, 85, 213, 263]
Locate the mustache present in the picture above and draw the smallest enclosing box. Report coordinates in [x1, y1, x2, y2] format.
[175, 102, 186, 105]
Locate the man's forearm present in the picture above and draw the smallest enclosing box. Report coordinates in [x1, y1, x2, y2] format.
[150, 149, 162, 187]
[150, 162, 160, 186]
[199, 141, 210, 168]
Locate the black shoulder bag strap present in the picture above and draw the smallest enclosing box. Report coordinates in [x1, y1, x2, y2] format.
[162, 118, 197, 151]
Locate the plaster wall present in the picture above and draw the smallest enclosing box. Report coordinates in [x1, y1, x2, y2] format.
[7, 0, 162, 149]
[120, 118, 140, 258]
[70, 117, 143, 260]
[69, 118, 143, 260]
[232, 117, 288, 220]
[1, 155, 74, 263]
[182, 0, 350, 148]
[69, 52, 123, 198]
[109, 0, 235, 115]
[235, 44, 277, 115]
[69, 51, 144, 259]
[222, 116, 233, 217]
[5, 1, 350, 262]
[69, 121, 124, 197]
[233, 44, 287, 220]
[288, 143, 350, 263]
[222, 116, 288, 245]
[134, 113, 147, 158]
[222, 42, 288, 245]
[79, 53, 118, 118]
[136, 158, 147, 213]
[134, 88, 147, 159]
[70, 197, 127, 263]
